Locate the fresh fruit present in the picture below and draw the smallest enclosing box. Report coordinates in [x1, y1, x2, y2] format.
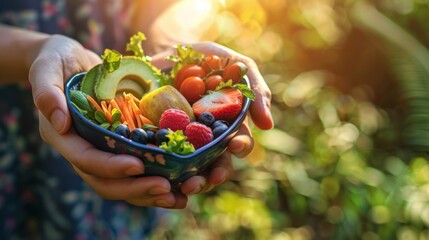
[201, 55, 224, 75]
[155, 129, 170, 145]
[223, 61, 248, 84]
[159, 109, 190, 131]
[205, 75, 224, 91]
[197, 112, 216, 127]
[82, 57, 160, 100]
[179, 76, 205, 103]
[192, 88, 243, 122]
[130, 128, 148, 144]
[146, 130, 156, 144]
[174, 64, 205, 89]
[185, 122, 213, 149]
[115, 124, 130, 138]
[212, 121, 229, 138]
[212, 120, 229, 129]
[139, 85, 195, 124]
[80, 65, 102, 98]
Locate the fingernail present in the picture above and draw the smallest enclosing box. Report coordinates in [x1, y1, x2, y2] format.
[125, 166, 144, 176]
[149, 187, 170, 195]
[231, 141, 245, 154]
[51, 109, 66, 132]
[155, 200, 173, 208]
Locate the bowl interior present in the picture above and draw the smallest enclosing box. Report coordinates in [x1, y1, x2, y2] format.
[65, 72, 251, 184]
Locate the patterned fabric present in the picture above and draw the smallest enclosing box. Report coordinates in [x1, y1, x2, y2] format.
[0, 1, 160, 239]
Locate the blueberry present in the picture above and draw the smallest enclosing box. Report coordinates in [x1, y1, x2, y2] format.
[130, 128, 148, 144]
[115, 124, 130, 138]
[212, 124, 229, 138]
[212, 120, 229, 129]
[145, 130, 156, 144]
[155, 129, 169, 145]
[198, 112, 215, 127]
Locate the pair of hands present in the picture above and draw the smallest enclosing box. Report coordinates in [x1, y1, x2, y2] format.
[30, 35, 273, 209]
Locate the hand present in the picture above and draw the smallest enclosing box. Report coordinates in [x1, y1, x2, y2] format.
[29, 35, 188, 208]
[151, 41, 274, 195]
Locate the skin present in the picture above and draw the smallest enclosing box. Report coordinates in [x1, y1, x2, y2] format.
[0, 1, 273, 209]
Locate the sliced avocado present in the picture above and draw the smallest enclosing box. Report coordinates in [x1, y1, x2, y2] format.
[80, 64, 102, 97]
[94, 57, 160, 100]
[116, 78, 147, 98]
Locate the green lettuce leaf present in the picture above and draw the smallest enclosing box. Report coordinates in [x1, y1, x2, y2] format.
[126, 32, 147, 59]
[101, 49, 122, 73]
[160, 129, 195, 155]
[166, 44, 205, 77]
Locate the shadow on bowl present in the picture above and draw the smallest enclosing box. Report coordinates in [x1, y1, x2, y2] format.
[65, 72, 251, 185]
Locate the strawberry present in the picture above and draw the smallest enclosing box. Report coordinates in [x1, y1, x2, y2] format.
[185, 122, 213, 149]
[159, 109, 190, 131]
[192, 88, 243, 122]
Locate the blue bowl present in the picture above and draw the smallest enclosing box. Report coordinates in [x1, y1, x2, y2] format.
[65, 72, 251, 185]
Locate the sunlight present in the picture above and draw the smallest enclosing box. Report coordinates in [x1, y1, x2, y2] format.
[150, 0, 222, 43]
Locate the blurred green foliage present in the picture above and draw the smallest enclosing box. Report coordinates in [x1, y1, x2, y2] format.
[150, 0, 429, 239]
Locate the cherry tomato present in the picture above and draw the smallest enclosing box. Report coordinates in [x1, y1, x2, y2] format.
[180, 76, 206, 104]
[174, 64, 205, 89]
[201, 55, 225, 75]
[222, 61, 248, 84]
[205, 75, 224, 91]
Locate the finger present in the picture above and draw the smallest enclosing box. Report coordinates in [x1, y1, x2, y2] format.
[180, 152, 233, 195]
[150, 50, 174, 69]
[246, 62, 274, 130]
[127, 191, 188, 209]
[84, 49, 102, 67]
[228, 119, 254, 158]
[180, 175, 207, 195]
[207, 151, 233, 186]
[74, 166, 172, 200]
[39, 114, 145, 178]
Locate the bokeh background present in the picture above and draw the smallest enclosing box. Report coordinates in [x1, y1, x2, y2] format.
[149, 0, 429, 239]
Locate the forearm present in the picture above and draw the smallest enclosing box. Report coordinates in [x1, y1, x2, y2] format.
[0, 24, 49, 83]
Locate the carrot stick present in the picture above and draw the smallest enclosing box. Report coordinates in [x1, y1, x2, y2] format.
[139, 115, 154, 125]
[100, 101, 113, 123]
[86, 95, 102, 112]
[129, 99, 141, 114]
[108, 102, 112, 112]
[127, 99, 141, 128]
[127, 93, 140, 104]
[135, 111, 142, 128]
[121, 101, 135, 130]
[110, 99, 126, 122]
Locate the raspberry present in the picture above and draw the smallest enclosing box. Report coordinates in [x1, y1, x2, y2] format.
[185, 122, 213, 149]
[159, 109, 190, 131]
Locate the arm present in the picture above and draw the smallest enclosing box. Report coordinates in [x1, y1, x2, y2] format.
[0, 24, 48, 82]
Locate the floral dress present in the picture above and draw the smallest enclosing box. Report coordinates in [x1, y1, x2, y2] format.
[0, 1, 160, 239]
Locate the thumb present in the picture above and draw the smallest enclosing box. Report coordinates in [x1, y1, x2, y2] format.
[29, 36, 100, 134]
[30, 54, 71, 134]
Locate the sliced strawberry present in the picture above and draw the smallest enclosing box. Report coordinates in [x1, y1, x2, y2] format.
[192, 88, 243, 122]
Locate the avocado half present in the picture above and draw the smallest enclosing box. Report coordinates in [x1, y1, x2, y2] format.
[80, 57, 160, 100]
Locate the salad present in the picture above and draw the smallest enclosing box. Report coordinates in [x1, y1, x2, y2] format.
[70, 32, 255, 155]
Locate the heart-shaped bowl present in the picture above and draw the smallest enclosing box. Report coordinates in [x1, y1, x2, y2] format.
[65, 72, 251, 185]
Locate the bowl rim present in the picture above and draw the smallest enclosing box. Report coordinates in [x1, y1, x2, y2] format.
[65, 72, 252, 159]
